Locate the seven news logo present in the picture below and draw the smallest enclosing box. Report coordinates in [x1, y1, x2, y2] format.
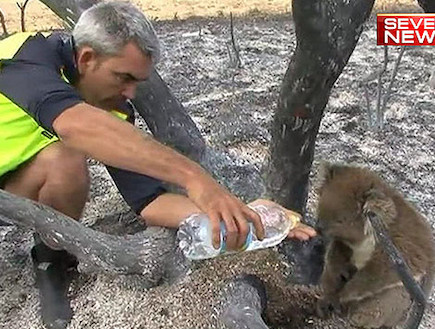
[377, 14, 435, 45]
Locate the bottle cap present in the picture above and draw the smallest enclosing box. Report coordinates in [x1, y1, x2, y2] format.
[286, 210, 302, 230]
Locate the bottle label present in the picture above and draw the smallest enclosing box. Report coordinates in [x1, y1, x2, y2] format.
[219, 222, 253, 254]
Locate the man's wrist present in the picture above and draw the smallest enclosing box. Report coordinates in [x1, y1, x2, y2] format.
[183, 167, 210, 192]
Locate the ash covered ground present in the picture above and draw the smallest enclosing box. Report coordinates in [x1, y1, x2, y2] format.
[1, 13, 435, 329]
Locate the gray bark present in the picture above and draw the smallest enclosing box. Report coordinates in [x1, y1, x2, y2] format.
[39, 0, 206, 162]
[366, 211, 426, 329]
[132, 71, 206, 161]
[220, 274, 269, 329]
[265, 0, 375, 214]
[265, 0, 375, 285]
[39, 0, 98, 28]
[418, 0, 435, 12]
[0, 189, 178, 284]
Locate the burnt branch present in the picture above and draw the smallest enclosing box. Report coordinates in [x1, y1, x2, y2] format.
[364, 84, 372, 127]
[227, 12, 242, 68]
[375, 46, 388, 129]
[417, 0, 435, 13]
[16, 0, 30, 32]
[0, 189, 179, 283]
[132, 71, 206, 161]
[381, 46, 406, 122]
[0, 8, 8, 37]
[361, 46, 406, 130]
[366, 210, 426, 329]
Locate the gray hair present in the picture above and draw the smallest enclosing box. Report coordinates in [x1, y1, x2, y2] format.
[72, 1, 160, 62]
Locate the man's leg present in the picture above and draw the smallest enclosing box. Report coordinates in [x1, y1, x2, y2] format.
[4, 142, 89, 219]
[3, 142, 89, 329]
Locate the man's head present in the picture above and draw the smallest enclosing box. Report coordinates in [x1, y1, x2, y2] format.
[72, 1, 160, 109]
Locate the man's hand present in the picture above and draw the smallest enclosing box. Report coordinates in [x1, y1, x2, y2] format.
[288, 222, 317, 241]
[248, 198, 317, 241]
[185, 175, 264, 251]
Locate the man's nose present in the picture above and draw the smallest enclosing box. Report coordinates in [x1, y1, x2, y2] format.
[121, 82, 138, 100]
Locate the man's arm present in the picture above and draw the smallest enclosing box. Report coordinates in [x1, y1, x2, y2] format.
[140, 193, 201, 227]
[53, 103, 263, 250]
[141, 194, 317, 241]
[54, 103, 202, 186]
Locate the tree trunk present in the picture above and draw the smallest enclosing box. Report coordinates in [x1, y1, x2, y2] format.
[265, 0, 375, 215]
[0, 189, 179, 284]
[265, 0, 375, 285]
[39, 0, 206, 161]
[417, 0, 435, 12]
[39, 0, 98, 28]
[132, 70, 206, 161]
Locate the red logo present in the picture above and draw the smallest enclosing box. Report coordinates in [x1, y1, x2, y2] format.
[377, 14, 435, 46]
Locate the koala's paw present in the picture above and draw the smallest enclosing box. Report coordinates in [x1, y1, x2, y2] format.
[340, 264, 357, 283]
[316, 296, 342, 318]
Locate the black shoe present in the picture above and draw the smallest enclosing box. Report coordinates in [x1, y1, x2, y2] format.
[31, 241, 78, 329]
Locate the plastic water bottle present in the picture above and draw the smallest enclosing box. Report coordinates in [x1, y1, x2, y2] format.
[177, 204, 301, 260]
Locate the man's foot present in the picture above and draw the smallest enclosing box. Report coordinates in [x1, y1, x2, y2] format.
[31, 243, 78, 329]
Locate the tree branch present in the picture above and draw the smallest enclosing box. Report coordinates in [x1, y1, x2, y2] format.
[0, 189, 178, 284]
[16, 0, 30, 32]
[363, 84, 372, 127]
[228, 12, 242, 68]
[375, 45, 388, 129]
[366, 210, 426, 329]
[380, 46, 406, 127]
[132, 70, 206, 162]
[0, 8, 8, 37]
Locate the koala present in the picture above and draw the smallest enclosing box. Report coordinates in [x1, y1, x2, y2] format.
[315, 162, 435, 328]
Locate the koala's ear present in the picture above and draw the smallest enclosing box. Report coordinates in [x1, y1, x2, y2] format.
[362, 186, 396, 226]
[317, 162, 345, 190]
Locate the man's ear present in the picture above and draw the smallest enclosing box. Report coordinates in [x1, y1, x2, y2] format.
[76, 46, 98, 75]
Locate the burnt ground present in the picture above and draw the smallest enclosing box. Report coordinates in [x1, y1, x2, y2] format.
[1, 12, 435, 329]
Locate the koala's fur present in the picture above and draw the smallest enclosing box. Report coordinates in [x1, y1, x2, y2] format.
[316, 163, 435, 328]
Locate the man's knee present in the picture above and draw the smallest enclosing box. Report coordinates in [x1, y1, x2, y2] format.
[3, 142, 89, 199]
[34, 143, 90, 219]
[40, 143, 90, 191]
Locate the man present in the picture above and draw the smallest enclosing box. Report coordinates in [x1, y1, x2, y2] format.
[0, 1, 315, 328]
